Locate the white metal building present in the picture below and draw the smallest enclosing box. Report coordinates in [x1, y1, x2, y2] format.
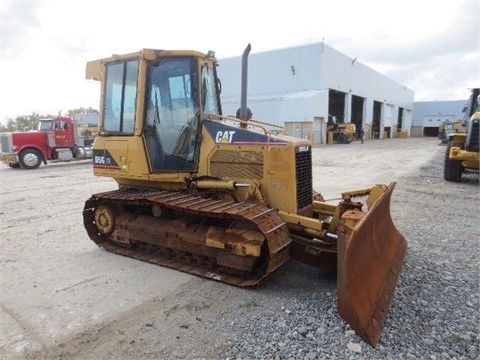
[411, 100, 467, 137]
[217, 42, 414, 144]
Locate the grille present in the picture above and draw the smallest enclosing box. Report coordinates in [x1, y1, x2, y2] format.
[295, 148, 312, 210]
[466, 120, 479, 152]
[210, 150, 264, 180]
[0, 133, 13, 153]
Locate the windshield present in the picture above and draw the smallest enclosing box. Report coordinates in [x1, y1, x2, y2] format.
[38, 120, 52, 131]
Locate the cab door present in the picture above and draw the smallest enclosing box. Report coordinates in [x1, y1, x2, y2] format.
[144, 57, 200, 172]
[53, 119, 74, 148]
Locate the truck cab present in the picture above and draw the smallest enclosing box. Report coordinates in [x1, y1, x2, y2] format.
[38, 117, 76, 148]
[0, 116, 93, 169]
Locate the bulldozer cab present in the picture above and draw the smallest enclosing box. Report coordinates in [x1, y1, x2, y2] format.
[88, 49, 221, 174]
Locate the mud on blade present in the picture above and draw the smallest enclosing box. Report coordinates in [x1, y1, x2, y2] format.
[337, 182, 407, 347]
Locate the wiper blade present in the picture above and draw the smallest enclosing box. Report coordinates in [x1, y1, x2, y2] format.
[154, 90, 160, 124]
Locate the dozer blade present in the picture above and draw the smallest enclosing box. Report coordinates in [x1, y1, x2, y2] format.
[337, 182, 407, 347]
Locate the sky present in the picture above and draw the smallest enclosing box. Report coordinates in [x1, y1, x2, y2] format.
[0, 0, 478, 124]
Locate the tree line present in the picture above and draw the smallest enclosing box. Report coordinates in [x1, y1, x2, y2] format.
[0, 107, 98, 132]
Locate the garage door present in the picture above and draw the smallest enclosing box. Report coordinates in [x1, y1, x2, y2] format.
[384, 104, 394, 127]
[423, 115, 454, 128]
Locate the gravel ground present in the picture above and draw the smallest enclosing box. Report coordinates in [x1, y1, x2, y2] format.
[215, 148, 480, 360]
[1, 138, 479, 360]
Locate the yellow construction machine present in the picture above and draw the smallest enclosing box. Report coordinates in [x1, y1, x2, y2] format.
[444, 88, 480, 181]
[83, 45, 407, 347]
[438, 120, 463, 144]
[77, 124, 99, 148]
[327, 116, 356, 144]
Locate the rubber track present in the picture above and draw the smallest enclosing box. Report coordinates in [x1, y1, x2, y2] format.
[83, 187, 291, 287]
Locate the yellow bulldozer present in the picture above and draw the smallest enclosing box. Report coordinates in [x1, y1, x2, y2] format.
[83, 45, 407, 347]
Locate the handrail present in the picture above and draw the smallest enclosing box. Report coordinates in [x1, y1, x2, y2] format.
[206, 114, 285, 136]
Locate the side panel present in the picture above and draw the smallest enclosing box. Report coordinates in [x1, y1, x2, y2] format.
[93, 140, 129, 171]
[12, 132, 47, 150]
[11, 132, 48, 159]
[92, 136, 189, 187]
[266, 144, 298, 213]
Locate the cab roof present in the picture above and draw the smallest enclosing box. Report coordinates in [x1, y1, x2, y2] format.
[86, 48, 216, 81]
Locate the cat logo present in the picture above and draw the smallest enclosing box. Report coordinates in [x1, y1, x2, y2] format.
[215, 130, 236, 143]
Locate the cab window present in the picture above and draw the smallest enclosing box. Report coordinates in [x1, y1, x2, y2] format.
[201, 64, 220, 116]
[38, 120, 52, 131]
[54, 121, 66, 130]
[103, 60, 138, 134]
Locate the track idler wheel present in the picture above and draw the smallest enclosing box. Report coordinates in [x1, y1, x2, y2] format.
[94, 205, 118, 235]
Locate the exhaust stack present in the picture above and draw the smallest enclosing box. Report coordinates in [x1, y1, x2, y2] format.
[239, 43, 252, 125]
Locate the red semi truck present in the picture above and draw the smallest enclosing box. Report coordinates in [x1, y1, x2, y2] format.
[0, 116, 95, 169]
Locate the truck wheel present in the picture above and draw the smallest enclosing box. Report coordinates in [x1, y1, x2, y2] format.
[19, 149, 42, 170]
[444, 142, 463, 182]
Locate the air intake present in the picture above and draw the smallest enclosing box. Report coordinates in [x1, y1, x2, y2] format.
[295, 147, 312, 210]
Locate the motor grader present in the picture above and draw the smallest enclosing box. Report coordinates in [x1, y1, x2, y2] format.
[83, 45, 407, 347]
